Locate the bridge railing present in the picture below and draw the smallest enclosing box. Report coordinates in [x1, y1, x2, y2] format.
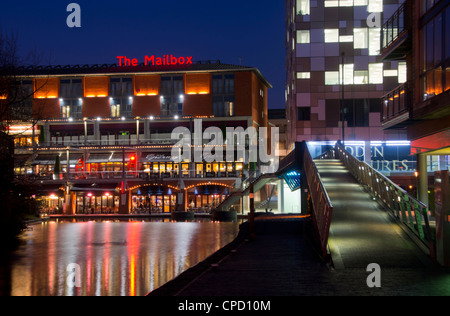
[333, 142, 435, 255]
[303, 143, 334, 260]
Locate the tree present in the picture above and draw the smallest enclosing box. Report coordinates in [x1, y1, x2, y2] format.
[0, 29, 48, 245]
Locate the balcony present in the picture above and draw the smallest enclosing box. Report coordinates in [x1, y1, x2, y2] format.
[381, 1, 411, 60]
[381, 82, 412, 129]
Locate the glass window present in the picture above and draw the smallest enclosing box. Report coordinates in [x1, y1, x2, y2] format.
[398, 62, 407, 83]
[324, 1, 339, 7]
[369, 28, 381, 56]
[212, 74, 234, 95]
[297, 30, 310, 43]
[340, 0, 353, 6]
[111, 104, 120, 118]
[340, 64, 354, 85]
[383, 69, 398, 77]
[368, 0, 383, 12]
[369, 63, 384, 84]
[434, 67, 443, 95]
[339, 35, 354, 43]
[324, 29, 339, 43]
[296, 0, 310, 15]
[426, 21, 434, 70]
[446, 6, 450, 59]
[354, 99, 369, 127]
[354, 71, 369, 84]
[297, 107, 311, 121]
[354, 28, 368, 49]
[325, 71, 340, 85]
[297, 72, 311, 79]
[434, 13, 443, 66]
[445, 66, 450, 91]
[212, 96, 235, 117]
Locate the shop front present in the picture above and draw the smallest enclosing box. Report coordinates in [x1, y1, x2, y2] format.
[130, 185, 178, 214]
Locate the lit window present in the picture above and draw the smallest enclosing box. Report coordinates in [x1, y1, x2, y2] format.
[354, 28, 368, 49]
[297, 30, 310, 43]
[383, 69, 398, 77]
[368, 28, 381, 56]
[324, 1, 339, 7]
[324, 0, 354, 7]
[297, 72, 311, 79]
[354, 0, 368, 5]
[339, 0, 354, 6]
[369, 63, 384, 84]
[111, 104, 120, 117]
[324, 29, 339, 42]
[398, 62, 407, 83]
[368, 0, 382, 12]
[354, 70, 369, 84]
[61, 105, 70, 118]
[296, 0, 310, 15]
[339, 64, 355, 85]
[325, 72, 340, 85]
[339, 35, 354, 43]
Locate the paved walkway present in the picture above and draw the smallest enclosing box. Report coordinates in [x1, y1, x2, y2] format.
[149, 160, 450, 296]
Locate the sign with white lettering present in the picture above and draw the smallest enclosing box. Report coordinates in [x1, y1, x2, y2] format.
[344, 144, 416, 172]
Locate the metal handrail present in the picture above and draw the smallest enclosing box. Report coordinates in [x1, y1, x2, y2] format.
[333, 142, 435, 254]
[382, 1, 406, 49]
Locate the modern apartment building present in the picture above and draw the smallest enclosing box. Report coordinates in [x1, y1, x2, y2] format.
[380, 0, 450, 206]
[285, 0, 412, 171]
[3, 60, 272, 215]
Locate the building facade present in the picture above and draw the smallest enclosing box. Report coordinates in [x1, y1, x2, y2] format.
[285, 0, 412, 170]
[380, 0, 450, 205]
[4, 60, 272, 215]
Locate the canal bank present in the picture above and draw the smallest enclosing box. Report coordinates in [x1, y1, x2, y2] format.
[147, 214, 318, 296]
[47, 212, 247, 222]
[148, 214, 450, 296]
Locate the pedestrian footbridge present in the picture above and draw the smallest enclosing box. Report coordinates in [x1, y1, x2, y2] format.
[288, 141, 443, 268]
[222, 141, 446, 268]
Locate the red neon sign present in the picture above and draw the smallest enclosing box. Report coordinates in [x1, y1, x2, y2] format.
[117, 55, 193, 67]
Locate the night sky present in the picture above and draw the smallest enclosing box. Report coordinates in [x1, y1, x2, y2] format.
[0, 0, 286, 109]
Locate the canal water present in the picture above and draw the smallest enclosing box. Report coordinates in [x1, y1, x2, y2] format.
[0, 219, 240, 296]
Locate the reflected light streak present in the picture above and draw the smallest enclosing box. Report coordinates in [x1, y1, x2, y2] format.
[4, 220, 239, 296]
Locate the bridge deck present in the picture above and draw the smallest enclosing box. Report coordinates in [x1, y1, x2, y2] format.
[315, 159, 434, 269]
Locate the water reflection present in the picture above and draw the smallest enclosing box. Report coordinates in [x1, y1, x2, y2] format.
[3, 219, 239, 296]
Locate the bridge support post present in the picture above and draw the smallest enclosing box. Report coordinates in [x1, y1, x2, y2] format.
[417, 153, 429, 206]
[301, 172, 308, 215]
[434, 170, 450, 266]
[249, 183, 255, 239]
